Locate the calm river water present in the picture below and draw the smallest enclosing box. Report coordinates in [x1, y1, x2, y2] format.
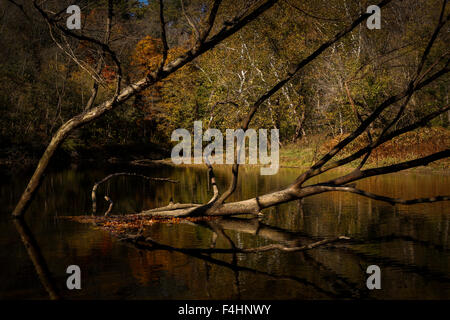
[0, 163, 449, 299]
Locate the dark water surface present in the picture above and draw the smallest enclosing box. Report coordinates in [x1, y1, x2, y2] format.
[0, 163, 449, 299]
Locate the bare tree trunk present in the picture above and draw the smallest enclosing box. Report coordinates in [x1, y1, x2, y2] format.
[292, 107, 306, 142]
[13, 122, 78, 217]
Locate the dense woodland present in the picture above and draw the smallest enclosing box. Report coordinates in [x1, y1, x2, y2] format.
[1, 0, 448, 165]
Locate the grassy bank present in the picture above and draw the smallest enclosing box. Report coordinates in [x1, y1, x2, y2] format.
[133, 127, 449, 176]
[280, 127, 450, 170]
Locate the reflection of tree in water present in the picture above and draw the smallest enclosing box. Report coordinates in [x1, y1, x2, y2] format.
[13, 218, 61, 300]
[115, 215, 450, 299]
[15, 211, 450, 299]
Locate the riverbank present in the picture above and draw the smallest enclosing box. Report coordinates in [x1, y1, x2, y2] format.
[131, 127, 450, 173]
[280, 127, 450, 170]
[1, 127, 448, 173]
[0, 141, 170, 170]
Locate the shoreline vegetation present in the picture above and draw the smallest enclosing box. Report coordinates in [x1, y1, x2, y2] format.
[1, 127, 448, 173]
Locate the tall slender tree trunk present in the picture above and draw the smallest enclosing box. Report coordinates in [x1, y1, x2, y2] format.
[12, 117, 82, 217]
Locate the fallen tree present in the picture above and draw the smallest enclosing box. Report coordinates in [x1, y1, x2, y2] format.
[133, 0, 450, 218]
[11, 0, 449, 221]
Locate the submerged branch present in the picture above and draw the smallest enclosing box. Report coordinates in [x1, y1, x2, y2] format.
[91, 173, 178, 215]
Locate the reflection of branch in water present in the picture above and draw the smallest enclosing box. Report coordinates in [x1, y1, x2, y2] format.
[202, 217, 316, 247]
[120, 234, 342, 298]
[13, 218, 61, 300]
[206, 221, 237, 250]
[302, 251, 368, 299]
[204, 217, 450, 283]
[326, 245, 450, 284]
[130, 218, 353, 297]
[355, 234, 449, 253]
[204, 221, 240, 299]
[120, 213, 356, 297]
[297, 199, 304, 220]
[121, 233, 350, 254]
[203, 217, 363, 297]
[204, 260, 212, 298]
[205, 221, 245, 299]
[233, 266, 241, 300]
[188, 217, 450, 292]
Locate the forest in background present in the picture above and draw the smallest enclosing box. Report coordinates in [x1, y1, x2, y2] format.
[0, 0, 448, 167]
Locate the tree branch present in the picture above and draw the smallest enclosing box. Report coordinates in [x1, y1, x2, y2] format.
[158, 0, 169, 71]
[91, 173, 178, 215]
[325, 149, 450, 186]
[293, 63, 449, 187]
[13, 0, 280, 218]
[315, 185, 450, 206]
[33, 0, 123, 99]
[198, 0, 222, 43]
[216, 0, 393, 204]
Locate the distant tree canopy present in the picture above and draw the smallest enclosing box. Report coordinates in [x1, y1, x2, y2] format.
[0, 0, 448, 158]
